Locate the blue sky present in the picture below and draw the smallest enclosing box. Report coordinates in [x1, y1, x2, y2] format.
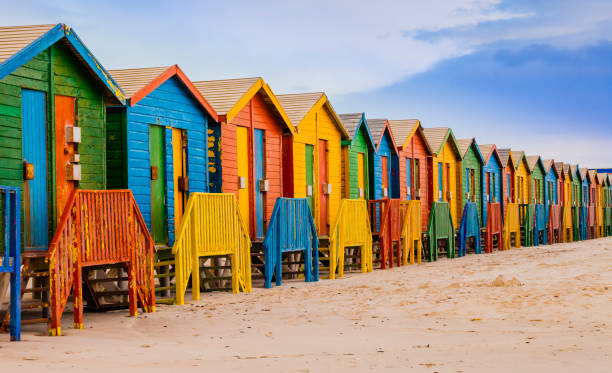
[2, 0, 611, 166]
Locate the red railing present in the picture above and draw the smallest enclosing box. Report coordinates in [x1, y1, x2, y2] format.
[485, 203, 504, 253]
[46, 190, 155, 336]
[368, 198, 402, 268]
[548, 205, 562, 243]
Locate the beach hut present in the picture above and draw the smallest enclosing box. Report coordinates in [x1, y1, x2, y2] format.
[194, 78, 295, 240]
[586, 169, 597, 238]
[107, 66, 218, 246]
[595, 172, 605, 238]
[560, 164, 574, 242]
[479, 144, 504, 251]
[338, 113, 375, 200]
[511, 151, 533, 245]
[457, 139, 484, 224]
[497, 149, 515, 216]
[543, 159, 561, 243]
[276, 92, 349, 236]
[388, 119, 432, 232]
[367, 119, 400, 200]
[603, 174, 611, 236]
[571, 165, 583, 241]
[527, 155, 546, 245]
[423, 127, 463, 227]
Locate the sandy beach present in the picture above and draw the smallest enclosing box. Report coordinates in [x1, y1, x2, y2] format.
[2, 238, 611, 372]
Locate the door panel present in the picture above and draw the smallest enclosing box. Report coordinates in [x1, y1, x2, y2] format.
[318, 140, 328, 235]
[305, 144, 314, 215]
[254, 129, 265, 238]
[172, 128, 186, 234]
[55, 95, 76, 220]
[405, 158, 411, 200]
[438, 162, 443, 201]
[22, 89, 48, 250]
[236, 126, 250, 232]
[381, 156, 388, 197]
[149, 125, 167, 245]
[357, 152, 365, 199]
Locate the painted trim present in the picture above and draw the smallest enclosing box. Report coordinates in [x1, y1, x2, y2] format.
[354, 114, 376, 151]
[374, 119, 399, 155]
[295, 93, 350, 140]
[400, 122, 434, 155]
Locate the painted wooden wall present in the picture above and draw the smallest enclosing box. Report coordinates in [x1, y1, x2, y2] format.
[530, 163, 545, 205]
[461, 144, 483, 225]
[515, 160, 530, 204]
[370, 129, 399, 200]
[220, 91, 285, 238]
[107, 76, 210, 245]
[564, 173, 573, 208]
[544, 168, 558, 207]
[482, 153, 502, 224]
[293, 105, 342, 235]
[502, 162, 514, 218]
[572, 170, 582, 207]
[398, 132, 430, 231]
[0, 42, 107, 234]
[342, 125, 370, 199]
[430, 141, 462, 227]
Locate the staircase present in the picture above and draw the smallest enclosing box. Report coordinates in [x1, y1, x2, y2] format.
[368, 199, 403, 269]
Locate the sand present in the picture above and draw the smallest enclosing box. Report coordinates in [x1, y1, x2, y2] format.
[2, 238, 611, 372]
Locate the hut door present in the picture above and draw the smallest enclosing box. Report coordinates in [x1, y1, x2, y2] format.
[357, 152, 366, 199]
[405, 158, 411, 200]
[172, 128, 187, 233]
[438, 163, 443, 201]
[22, 89, 48, 251]
[254, 129, 265, 238]
[236, 126, 250, 233]
[318, 140, 328, 235]
[149, 125, 167, 245]
[381, 156, 389, 197]
[305, 145, 314, 215]
[55, 95, 76, 221]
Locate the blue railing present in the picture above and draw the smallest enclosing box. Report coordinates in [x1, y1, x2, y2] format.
[263, 198, 318, 288]
[533, 204, 547, 246]
[0, 186, 21, 341]
[458, 201, 481, 256]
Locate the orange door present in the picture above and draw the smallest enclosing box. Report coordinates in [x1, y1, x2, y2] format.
[55, 95, 76, 220]
[381, 156, 388, 197]
[318, 140, 328, 235]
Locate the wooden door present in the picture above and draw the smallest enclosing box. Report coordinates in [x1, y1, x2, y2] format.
[172, 128, 187, 234]
[357, 152, 365, 199]
[438, 162, 443, 201]
[149, 125, 167, 245]
[305, 144, 314, 214]
[55, 95, 76, 221]
[381, 156, 388, 197]
[236, 126, 250, 232]
[254, 129, 265, 238]
[318, 140, 328, 235]
[22, 89, 48, 250]
[486, 172, 491, 202]
[405, 158, 411, 200]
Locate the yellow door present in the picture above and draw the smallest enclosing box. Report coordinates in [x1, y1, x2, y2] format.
[237, 126, 250, 230]
[172, 128, 186, 234]
[357, 152, 365, 199]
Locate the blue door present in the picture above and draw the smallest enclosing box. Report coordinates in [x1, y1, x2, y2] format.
[22, 89, 48, 251]
[254, 129, 265, 238]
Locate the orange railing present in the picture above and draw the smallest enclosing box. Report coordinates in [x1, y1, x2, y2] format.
[46, 190, 155, 336]
[368, 198, 402, 268]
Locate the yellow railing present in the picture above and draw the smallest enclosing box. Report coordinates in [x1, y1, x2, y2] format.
[562, 204, 573, 242]
[173, 193, 252, 305]
[328, 199, 372, 279]
[400, 200, 422, 264]
[503, 203, 520, 249]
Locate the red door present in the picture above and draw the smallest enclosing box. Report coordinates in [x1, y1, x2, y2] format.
[318, 140, 328, 235]
[55, 95, 76, 221]
[381, 156, 388, 197]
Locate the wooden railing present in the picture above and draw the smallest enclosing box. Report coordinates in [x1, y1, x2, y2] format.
[263, 198, 318, 288]
[0, 186, 21, 341]
[548, 205, 562, 244]
[503, 203, 520, 249]
[329, 199, 372, 279]
[588, 205, 596, 238]
[172, 193, 251, 305]
[46, 190, 155, 336]
[368, 198, 402, 268]
[534, 204, 547, 246]
[400, 200, 422, 264]
[485, 202, 503, 253]
[561, 205, 573, 242]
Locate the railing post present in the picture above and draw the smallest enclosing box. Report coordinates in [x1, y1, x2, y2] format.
[128, 197, 138, 316]
[9, 189, 21, 341]
[191, 205, 200, 302]
[73, 195, 83, 328]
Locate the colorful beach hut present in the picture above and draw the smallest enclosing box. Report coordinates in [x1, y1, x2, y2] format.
[543, 159, 561, 243]
[586, 169, 597, 238]
[571, 165, 583, 241]
[423, 127, 463, 227]
[194, 78, 295, 240]
[276, 92, 348, 236]
[497, 149, 516, 217]
[388, 119, 432, 232]
[338, 113, 374, 200]
[479, 144, 504, 251]
[595, 172, 605, 238]
[457, 138, 484, 225]
[602, 173, 612, 236]
[107, 66, 218, 246]
[559, 163, 573, 242]
[367, 119, 400, 200]
[527, 155, 546, 245]
[511, 151, 533, 245]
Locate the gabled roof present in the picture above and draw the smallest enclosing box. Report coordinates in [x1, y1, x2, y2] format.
[422, 127, 461, 158]
[511, 151, 527, 170]
[543, 159, 559, 178]
[478, 144, 502, 167]
[526, 155, 545, 174]
[0, 23, 125, 104]
[109, 65, 218, 121]
[563, 164, 573, 181]
[580, 167, 589, 182]
[555, 162, 564, 177]
[388, 119, 433, 155]
[366, 118, 398, 153]
[497, 148, 514, 168]
[193, 77, 294, 133]
[457, 138, 484, 164]
[276, 92, 348, 139]
[338, 113, 375, 150]
[570, 164, 581, 181]
[595, 172, 608, 185]
[588, 170, 597, 184]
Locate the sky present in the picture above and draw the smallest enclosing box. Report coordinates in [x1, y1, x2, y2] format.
[1, 0, 611, 167]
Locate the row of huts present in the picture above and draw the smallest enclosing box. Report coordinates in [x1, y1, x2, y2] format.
[1, 23, 611, 340]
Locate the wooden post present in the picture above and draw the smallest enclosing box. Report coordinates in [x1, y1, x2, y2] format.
[191, 208, 200, 301]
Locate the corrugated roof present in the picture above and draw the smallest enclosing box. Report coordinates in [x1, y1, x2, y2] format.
[456, 138, 474, 158]
[570, 164, 579, 179]
[276, 92, 325, 126]
[497, 148, 511, 167]
[109, 66, 170, 98]
[387, 119, 419, 147]
[0, 24, 55, 65]
[478, 144, 494, 161]
[526, 155, 541, 171]
[542, 159, 554, 173]
[511, 151, 525, 169]
[338, 113, 363, 140]
[555, 162, 564, 175]
[193, 77, 261, 115]
[367, 119, 389, 147]
[588, 169, 597, 183]
[423, 127, 450, 155]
